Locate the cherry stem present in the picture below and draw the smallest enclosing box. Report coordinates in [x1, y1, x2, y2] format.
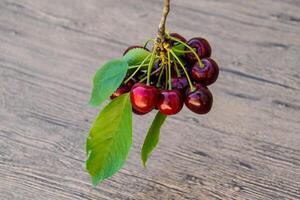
[172, 49, 192, 53]
[157, 0, 170, 43]
[146, 51, 157, 85]
[125, 54, 151, 84]
[139, 66, 163, 83]
[129, 63, 149, 69]
[164, 64, 168, 89]
[174, 62, 181, 77]
[169, 49, 195, 91]
[144, 0, 170, 86]
[156, 65, 165, 87]
[143, 39, 155, 49]
[167, 51, 172, 90]
[168, 36, 204, 68]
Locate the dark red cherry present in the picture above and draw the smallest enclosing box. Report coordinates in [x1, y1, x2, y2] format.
[132, 108, 145, 115]
[125, 78, 137, 89]
[110, 86, 130, 100]
[130, 83, 159, 114]
[123, 46, 148, 56]
[172, 77, 188, 94]
[185, 85, 213, 114]
[170, 33, 187, 46]
[170, 33, 187, 42]
[191, 58, 219, 86]
[186, 38, 212, 63]
[157, 90, 183, 115]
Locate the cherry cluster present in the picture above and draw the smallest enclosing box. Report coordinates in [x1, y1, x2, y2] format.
[111, 33, 219, 116]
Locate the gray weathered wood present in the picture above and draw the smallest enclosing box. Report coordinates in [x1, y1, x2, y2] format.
[0, 0, 300, 199]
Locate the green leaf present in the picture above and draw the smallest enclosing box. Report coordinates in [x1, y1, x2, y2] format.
[86, 93, 132, 186]
[89, 59, 129, 107]
[141, 112, 167, 166]
[123, 48, 151, 66]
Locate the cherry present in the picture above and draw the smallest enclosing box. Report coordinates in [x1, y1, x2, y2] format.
[157, 90, 183, 115]
[130, 83, 159, 114]
[186, 38, 212, 63]
[170, 33, 187, 43]
[125, 78, 137, 89]
[123, 45, 148, 56]
[110, 86, 130, 100]
[132, 108, 145, 115]
[185, 85, 213, 114]
[191, 58, 219, 86]
[170, 33, 187, 46]
[172, 77, 188, 94]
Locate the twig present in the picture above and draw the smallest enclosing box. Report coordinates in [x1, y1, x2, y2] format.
[156, 0, 170, 43]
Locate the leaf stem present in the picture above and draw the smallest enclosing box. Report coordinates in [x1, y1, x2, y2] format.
[169, 49, 195, 91]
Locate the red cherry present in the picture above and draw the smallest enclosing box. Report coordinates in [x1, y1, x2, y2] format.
[157, 90, 183, 115]
[186, 38, 212, 63]
[110, 86, 130, 100]
[170, 33, 187, 46]
[191, 58, 219, 86]
[123, 45, 149, 56]
[125, 78, 137, 89]
[130, 83, 159, 114]
[185, 85, 213, 114]
[172, 77, 188, 94]
[132, 108, 146, 115]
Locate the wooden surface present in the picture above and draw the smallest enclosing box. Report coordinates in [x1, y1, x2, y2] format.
[0, 0, 300, 199]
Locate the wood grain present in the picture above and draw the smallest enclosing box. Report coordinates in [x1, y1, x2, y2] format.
[0, 0, 300, 199]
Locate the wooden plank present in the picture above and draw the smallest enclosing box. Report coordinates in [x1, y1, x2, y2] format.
[0, 0, 299, 199]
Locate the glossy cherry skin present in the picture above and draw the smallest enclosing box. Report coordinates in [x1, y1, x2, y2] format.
[132, 108, 146, 115]
[125, 78, 137, 89]
[172, 77, 188, 94]
[157, 90, 183, 115]
[170, 33, 187, 42]
[185, 85, 213, 114]
[123, 45, 148, 56]
[110, 86, 130, 100]
[191, 58, 219, 86]
[130, 83, 159, 114]
[170, 33, 187, 46]
[186, 38, 212, 63]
